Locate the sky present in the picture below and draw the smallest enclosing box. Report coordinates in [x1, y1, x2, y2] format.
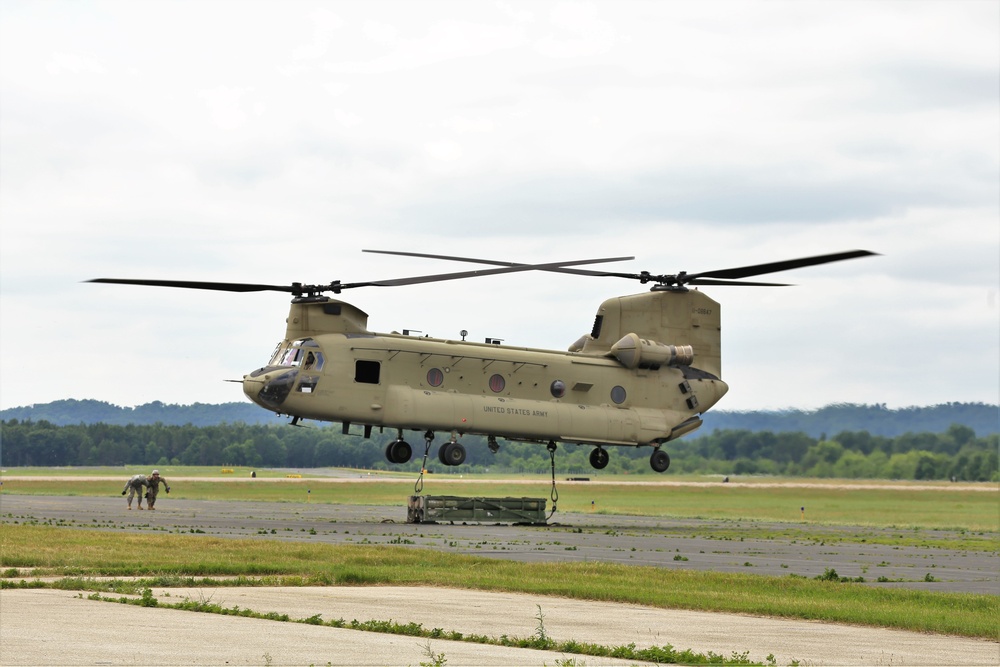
[1, 0, 998, 413]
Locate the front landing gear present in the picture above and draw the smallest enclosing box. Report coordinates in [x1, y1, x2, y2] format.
[385, 432, 413, 464]
[438, 440, 467, 466]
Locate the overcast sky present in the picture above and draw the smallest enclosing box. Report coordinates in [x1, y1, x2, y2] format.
[1, 0, 998, 413]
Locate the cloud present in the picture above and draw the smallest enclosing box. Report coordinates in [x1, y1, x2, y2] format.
[1, 1, 996, 410]
[46, 52, 107, 76]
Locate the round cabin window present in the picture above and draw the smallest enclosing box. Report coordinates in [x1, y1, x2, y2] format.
[550, 380, 566, 398]
[489, 374, 506, 393]
[426, 368, 444, 387]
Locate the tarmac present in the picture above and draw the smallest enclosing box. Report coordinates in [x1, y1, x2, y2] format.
[2, 493, 995, 594]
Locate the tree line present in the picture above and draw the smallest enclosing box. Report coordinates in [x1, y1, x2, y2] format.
[1, 419, 996, 481]
[2, 400, 997, 437]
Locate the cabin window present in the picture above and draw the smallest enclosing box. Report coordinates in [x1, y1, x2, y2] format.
[550, 380, 566, 398]
[426, 368, 444, 387]
[611, 385, 627, 404]
[489, 374, 505, 393]
[355, 360, 381, 384]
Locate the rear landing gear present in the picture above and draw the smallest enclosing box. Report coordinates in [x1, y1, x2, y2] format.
[650, 448, 671, 473]
[589, 447, 609, 470]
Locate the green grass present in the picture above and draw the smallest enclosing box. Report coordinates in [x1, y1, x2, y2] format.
[2, 524, 996, 640]
[0, 465, 383, 479]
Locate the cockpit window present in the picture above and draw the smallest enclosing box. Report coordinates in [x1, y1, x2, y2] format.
[268, 343, 284, 365]
[303, 351, 323, 370]
[272, 339, 324, 369]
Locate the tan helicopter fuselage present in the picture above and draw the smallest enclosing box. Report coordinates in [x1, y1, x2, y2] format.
[242, 288, 729, 452]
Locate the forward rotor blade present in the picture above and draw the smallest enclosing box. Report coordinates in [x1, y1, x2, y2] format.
[86, 278, 297, 293]
[686, 278, 792, 287]
[688, 250, 878, 281]
[87, 256, 635, 296]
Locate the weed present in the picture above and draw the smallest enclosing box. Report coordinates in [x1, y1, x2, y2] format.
[815, 568, 865, 583]
[419, 641, 447, 667]
[534, 605, 552, 648]
[139, 587, 158, 607]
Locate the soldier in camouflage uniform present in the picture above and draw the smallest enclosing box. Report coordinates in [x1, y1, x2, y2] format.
[144, 470, 171, 510]
[121, 474, 148, 510]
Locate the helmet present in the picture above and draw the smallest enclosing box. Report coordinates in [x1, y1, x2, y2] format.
[151, 470, 160, 475]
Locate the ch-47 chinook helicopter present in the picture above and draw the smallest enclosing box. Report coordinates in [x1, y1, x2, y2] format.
[89, 248, 876, 473]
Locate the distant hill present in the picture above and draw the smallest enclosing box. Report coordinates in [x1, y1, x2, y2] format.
[701, 402, 999, 438]
[1, 399, 996, 436]
[0, 399, 285, 427]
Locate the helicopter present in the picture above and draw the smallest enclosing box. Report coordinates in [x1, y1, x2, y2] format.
[89, 249, 876, 473]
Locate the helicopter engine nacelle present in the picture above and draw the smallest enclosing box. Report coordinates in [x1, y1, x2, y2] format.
[610, 333, 694, 370]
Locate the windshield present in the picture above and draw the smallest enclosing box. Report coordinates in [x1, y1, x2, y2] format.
[269, 339, 324, 370]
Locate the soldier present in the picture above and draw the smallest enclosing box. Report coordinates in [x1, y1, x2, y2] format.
[144, 470, 171, 510]
[121, 474, 148, 510]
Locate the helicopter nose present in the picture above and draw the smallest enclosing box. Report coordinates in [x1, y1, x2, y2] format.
[242, 375, 264, 401]
[243, 368, 298, 410]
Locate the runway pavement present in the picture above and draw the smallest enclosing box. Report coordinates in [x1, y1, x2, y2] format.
[3, 586, 998, 666]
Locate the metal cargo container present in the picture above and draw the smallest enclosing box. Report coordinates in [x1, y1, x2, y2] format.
[407, 495, 547, 525]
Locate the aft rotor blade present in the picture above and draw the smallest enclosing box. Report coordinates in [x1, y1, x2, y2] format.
[362, 249, 641, 279]
[342, 256, 635, 288]
[687, 250, 879, 281]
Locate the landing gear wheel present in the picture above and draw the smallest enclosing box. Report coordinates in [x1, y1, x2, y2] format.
[589, 447, 610, 470]
[386, 440, 412, 464]
[438, 442, 466, 466]
[649, 448, 671, 473]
